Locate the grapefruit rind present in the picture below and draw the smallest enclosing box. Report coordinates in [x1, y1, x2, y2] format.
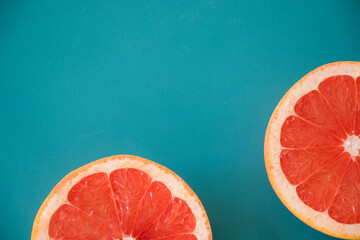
[32, 155, 212, 240]
[265, 62, 360, 239]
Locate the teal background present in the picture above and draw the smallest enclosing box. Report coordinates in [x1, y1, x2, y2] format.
[1, 0, 360, 239]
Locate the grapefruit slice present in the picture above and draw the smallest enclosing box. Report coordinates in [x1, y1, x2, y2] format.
[265, 61, 360, 239]
[32, 155, 212, 240]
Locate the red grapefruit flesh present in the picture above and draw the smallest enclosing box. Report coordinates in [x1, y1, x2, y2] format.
[265, 62, 360, 239]
[32, 155, 212, 240]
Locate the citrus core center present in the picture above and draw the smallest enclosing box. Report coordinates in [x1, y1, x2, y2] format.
[122, 237, 135, 240]
[343, 135, 360, 158]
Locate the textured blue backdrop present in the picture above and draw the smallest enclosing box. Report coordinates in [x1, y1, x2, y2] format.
[1, 0, 360, 239]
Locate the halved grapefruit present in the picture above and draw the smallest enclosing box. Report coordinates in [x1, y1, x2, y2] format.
[32, 155, 212, 240]
[265, 61, 360, 239]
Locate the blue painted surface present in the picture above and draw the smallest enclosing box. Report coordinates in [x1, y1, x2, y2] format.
[1, 0, 360, 239]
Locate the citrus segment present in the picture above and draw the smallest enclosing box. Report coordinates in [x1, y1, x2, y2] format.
[49, 204, 113, 240]
[328, 160, 360, 224]
[110, 168, 152, 236]
[355, 78, 360, 135]
[32, 155, 212, 240]
[132, 181, 172, 237]
[295, 152, 351, 212]
[318, 75, 356, 135]
[294, 90, 347, 139]
[137, 197, 196, 240]
[265, 62, 360, 239]
[67, 172, 122, 238]
[280, 116, 343, 148]
[280, 147, 344, 185]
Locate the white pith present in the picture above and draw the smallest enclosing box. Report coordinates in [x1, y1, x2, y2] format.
[344, 135, 360, 158]
[265, 62, 360, 239]
[122, 237, 135, 240]
[32, 156, 211, 240]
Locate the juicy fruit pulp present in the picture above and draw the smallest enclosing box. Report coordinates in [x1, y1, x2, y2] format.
[49, 168, 197, 240]
[280, 75, 360, 224]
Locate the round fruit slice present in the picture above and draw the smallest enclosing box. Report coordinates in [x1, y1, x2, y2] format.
[265, 61, 360, 239]
[32, 155, 212, 240]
